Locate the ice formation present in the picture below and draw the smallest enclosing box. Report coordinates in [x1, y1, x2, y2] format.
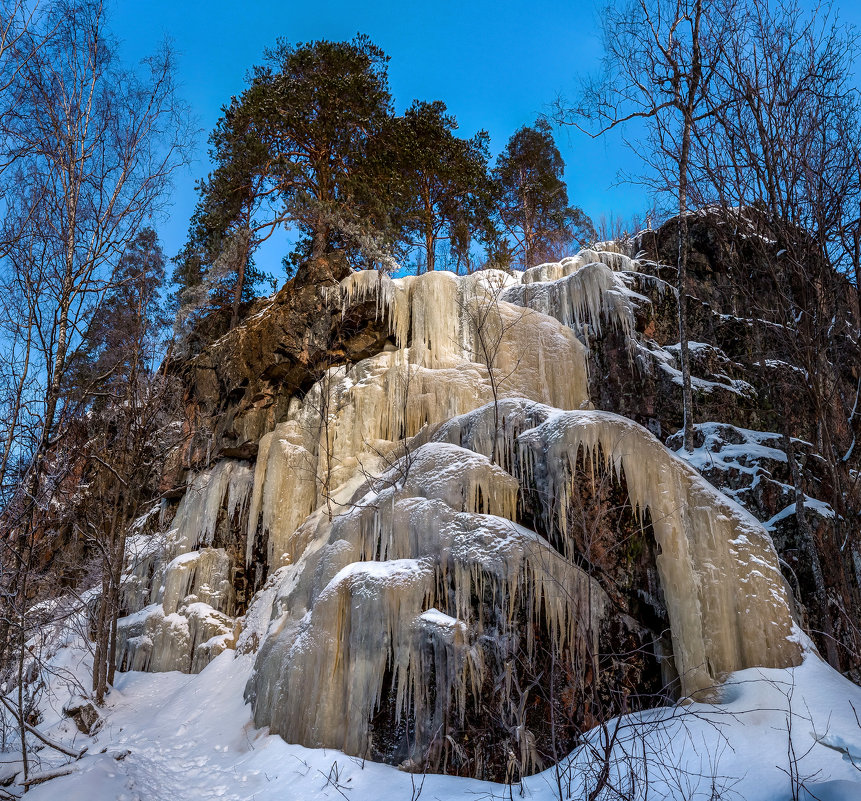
[243, 268, 590, 573]
[168, 460, 254, 553]
[503, 261, 638, 340]
[515, 407, 801, 694]
[110, 247, 805, 776]
[115, 461, 252, 673]
[432, 398, 801, 695]
[245, 440, 607, 770]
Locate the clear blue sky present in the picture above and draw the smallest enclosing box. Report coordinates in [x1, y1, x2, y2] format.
[109, 0, 860, 277]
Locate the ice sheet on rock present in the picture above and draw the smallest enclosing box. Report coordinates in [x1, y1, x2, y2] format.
[234, 567, 289, 655]
[184, 602, 236, 673]
[115, 599, 234, 675]
[516, 408, 801, 696]
[246, 439, 606, 768]
[116, 484, 242, 675]
[390, 441, 519, 519]
[121, 532, 170, 614]
[114, 604, 190, 673]
[335, 267, 588, 387]
[519, 248, 637, 285]
[593, 238, 638, 256]
[158, 548, 235, 616]
[250, 558, 436, 755]
[337, 269, 520, 366]
[433, 397, 556, 473]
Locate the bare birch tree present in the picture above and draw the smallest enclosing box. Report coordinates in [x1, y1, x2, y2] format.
[0, 0, 191, 766]
[568, 0, 739, 453]
[460, 272, 527, 466]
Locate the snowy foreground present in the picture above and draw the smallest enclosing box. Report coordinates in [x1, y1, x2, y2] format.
[13, 639, 861, 801]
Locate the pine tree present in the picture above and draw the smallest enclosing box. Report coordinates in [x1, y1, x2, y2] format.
[171, 95, 274, 340]
[66, 228, 169, 403]
[493, 119, 593, 268]
[245, 34, 393, 261]
[388, 100, 495, 272]
[172, 34, 394, 340]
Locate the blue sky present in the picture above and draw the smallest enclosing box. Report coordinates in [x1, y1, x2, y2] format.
[110, 0, 644, 273]
[109, 0, 860, 276]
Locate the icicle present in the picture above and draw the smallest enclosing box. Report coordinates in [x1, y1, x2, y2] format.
[505, 261, 636, 341]
[168, 460, 253, 554]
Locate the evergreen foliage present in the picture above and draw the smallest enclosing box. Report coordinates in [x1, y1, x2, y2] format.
[384, 100, 497, 272]
[173, 34, 394, 336]
[172, 96, 273, 332]
[172, 36, 596, 344]
[493, 119, 594, 268]
[66, 228, 169, 404]
[247, 34, 394, 264]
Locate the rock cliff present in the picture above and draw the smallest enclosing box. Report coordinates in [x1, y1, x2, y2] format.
[109, 222, 859, 780]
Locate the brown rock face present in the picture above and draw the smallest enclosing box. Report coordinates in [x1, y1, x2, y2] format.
[165, 255, 391, 484]
[63, 699, 103, 734]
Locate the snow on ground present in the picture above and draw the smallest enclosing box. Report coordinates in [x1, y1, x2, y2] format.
[10, 638, 861, 800]
[22, 647, 494, 801]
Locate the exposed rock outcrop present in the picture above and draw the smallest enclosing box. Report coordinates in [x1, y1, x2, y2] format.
[107, 236, 839, 781]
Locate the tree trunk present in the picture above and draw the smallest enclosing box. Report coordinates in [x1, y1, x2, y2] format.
[783, 428, 840, 668]
[17, 614, 28, 784]
[0, 303, 33, 491]
[678, 119, 696, 454]
[520, 165, 533, 268]
[106, 567, 121, 687]
[93, 489, 121, 702]
[854, 207, 861, 327]
[230, 231, 250, 330]
[312, 221, 329, 260]
[423, 185, 435, 272]
[425, 222, 435, 273]
[92, 590, 109, 703]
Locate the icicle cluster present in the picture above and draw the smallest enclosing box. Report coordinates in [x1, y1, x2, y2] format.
[244, 268, 590, 571]
[435, 397, 802, 696]
[116, 460, 252, 673]
[514, 407, 801, 695]
[245, 440, 606, 766]
[504, 262, 636, 340]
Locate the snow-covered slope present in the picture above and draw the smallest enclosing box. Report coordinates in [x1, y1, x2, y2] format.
[18, 638, 861, 801]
